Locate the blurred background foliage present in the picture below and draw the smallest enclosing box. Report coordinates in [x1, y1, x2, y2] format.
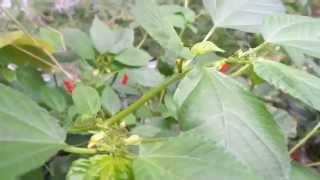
[1, 0, 320, 179]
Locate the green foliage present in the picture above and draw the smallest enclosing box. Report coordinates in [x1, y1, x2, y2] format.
[132, 0, 193, 60]
[63, 28, 95, 60]
[174, 67, 290, 179]
[254, 59, 320, 111]
[262, 15, 320, 58]
[40, 86, 67, 112]
[1, 0, 320, 179]
[67, 155, 133, 180]
[72, 85, 101, 116]
[291, 163, 320, 180]
[115, 47, 151, 67]
[133, 133, 261, 180]
[101, 85, 122, 115]
[90, 16, 134, 54]
[0, 84, 66, 178]
[202, 0, 285, 32]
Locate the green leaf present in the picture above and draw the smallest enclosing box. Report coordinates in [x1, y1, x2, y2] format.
[272, 109, 297, 139]
[159, 5, 196, 29]
[127, 68, 164, 87]
[63, 28, 95, 60]
[262, 15, 320, 58]
[72, 85, 101, 116]
[67, 155, 133, 180]
[0, 84, 66, 178]
[39, 27, 63, 51]
[133, 133, 261, 180]
[101, 86, 122, 115]
[253, 58, 320, 111]
[0, 40, 55, 71]
[40, 87, 67, 112]
[202, 0, 285, 33]
[160, 5, 195, 23]
[115, 47, 151, 67]
[174, 67, 290, 180]
[191, 41, 225, 56]
[291, 162, 320, 180]
[16, 67, 45, 100]
[0, 31, 24, 48]
[132, 0, 193, 59]
[90, 16, 134, 54]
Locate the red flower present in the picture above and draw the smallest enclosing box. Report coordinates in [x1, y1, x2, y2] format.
[64, 79, 75, 93]
[121, 73, 129, 85]
[290, 149, 301, 162]
[218, 63, 229, 73]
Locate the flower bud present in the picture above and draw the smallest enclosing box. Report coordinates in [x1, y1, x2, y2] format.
[88, 132, 106, 149]
[124, 135, 142, 145]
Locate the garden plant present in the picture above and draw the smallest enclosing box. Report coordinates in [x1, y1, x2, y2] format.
[1, 0, 320, 179]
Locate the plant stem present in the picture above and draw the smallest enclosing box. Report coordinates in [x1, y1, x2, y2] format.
[105, 70, 189, 126]
[184, 0, 190, 8]
[239, 42, 268, 58]
[306, 161, 320, 167]
[202, 26, 216, 42]
[231, 64, 251, 77]
[63, 145, 97, 155]
[137, 32, 148, 49]
[289, 122, 320, 154]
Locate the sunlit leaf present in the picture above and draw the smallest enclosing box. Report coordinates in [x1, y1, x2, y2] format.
[67, 155, 133, 180]
[174, 67, 290, 179]
[202, 0, 285, 33]
[262, 15, 320, 58]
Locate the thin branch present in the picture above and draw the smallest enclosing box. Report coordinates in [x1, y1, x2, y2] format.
[202, 26, 216, 42]
[104, 70, 190, 126]
[289, 121, 320, 154]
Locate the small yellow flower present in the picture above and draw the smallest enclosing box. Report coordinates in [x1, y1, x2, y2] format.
[124, 135, 142, 145]
[88, 131, 106, 149]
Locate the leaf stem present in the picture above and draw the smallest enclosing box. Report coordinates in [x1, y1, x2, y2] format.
[105, 70, 189, 126]
[63, 145, 97, 155]
[231, 64, 251, 77]
[202, 26, 216, 42]
[239, 42, 268, 58]
[306, 161, 320, 167]
[289, 121, 320, 154]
